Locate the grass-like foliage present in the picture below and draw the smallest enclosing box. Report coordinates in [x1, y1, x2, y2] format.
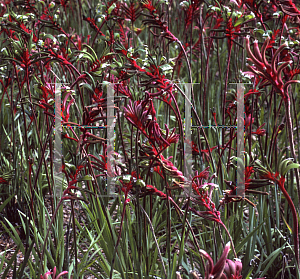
[0, 0, 300, 278]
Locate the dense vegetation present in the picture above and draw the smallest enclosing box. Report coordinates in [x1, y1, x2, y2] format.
[1, 0, 300, 278]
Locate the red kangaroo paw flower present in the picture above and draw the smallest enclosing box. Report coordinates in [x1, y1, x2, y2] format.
[199, 242, 231, 279]
[223, 259, 243, 279]
[279, 0, 300, 16]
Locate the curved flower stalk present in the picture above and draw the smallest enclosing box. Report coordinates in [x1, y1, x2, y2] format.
[245, 36, 298, 98]
[123, 97, 179, 151]
[254, 159, 300, 268]
[179, 169, 238, 258]
[277, 0, 300, 16]
[245, 36, 300, 249]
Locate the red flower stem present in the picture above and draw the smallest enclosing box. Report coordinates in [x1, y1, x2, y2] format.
[13, 64, 34, 218]
[220, 46, 232, 179]
[0, 79, 11, 109]
[117, 109, 129, 164]
[168, 198, 202, 250]
[216, 132, 237, 176]
[277, 179, 299, 268]
[219, 220, 237, 258]
[269, 98, 283, 165]
[45, 109, 55, 216]
[162, 168, 171, 266]
[247, 94, 255, 166]
[136, 129, 140, 179]
[91, 18, 108, 48]
[203, 33, 215, 123]
[283, 92, 300, 269]
[129, 119, 134, 174]
[284, 94, 300, 214]
[144, 144, 169, 186]
[71, 199, 78, 274]
[292, 92, 300, 167]
[166, 89, 184, 164]
[177, 40, 195, 106]
[26, 71, 52, 210]
[174, 84, 216, 172]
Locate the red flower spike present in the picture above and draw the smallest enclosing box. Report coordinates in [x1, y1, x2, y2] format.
[191, 141, 200, 155]
[244, 89, 261, 101]
[225, 18, 241, 49]
[122, 2, 141, 23]
[252, 123, 266, 136]
[200, 146, 218, 162]
[192, 166, 210, 182]
[161, 158, 185, 182]
[83, 16, 105, 37]
[145, 184, 167, 199]
[148, 120, 170, 147]
[267, 30, 281, 50]
[141, 1, 179, 42]
[141, 0, 156, 13]
[123, 100, 147, 133]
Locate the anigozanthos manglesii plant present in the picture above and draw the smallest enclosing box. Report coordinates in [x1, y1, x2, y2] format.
[245, 36, 300, 256]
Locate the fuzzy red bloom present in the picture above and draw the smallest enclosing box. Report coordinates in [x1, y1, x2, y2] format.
[123, 100, 148, 134]
[161, 158, 185, 182]
[141, 0, 156, 13]
[191, 140, 200, 155]
[0, 177, 8, 184]
[144, 184, 167, 199]
[120, 179, 133, 196]
[279, 0, 300, 16]
[252, 123, 266, 136]
[122, 1, 141, 23]
[40, 266, 68, 279]
[192, 167, 210, 182]
[226, 18, 241, 49]
[200, 146, 219, 162]
[199, 242, 231, 279]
